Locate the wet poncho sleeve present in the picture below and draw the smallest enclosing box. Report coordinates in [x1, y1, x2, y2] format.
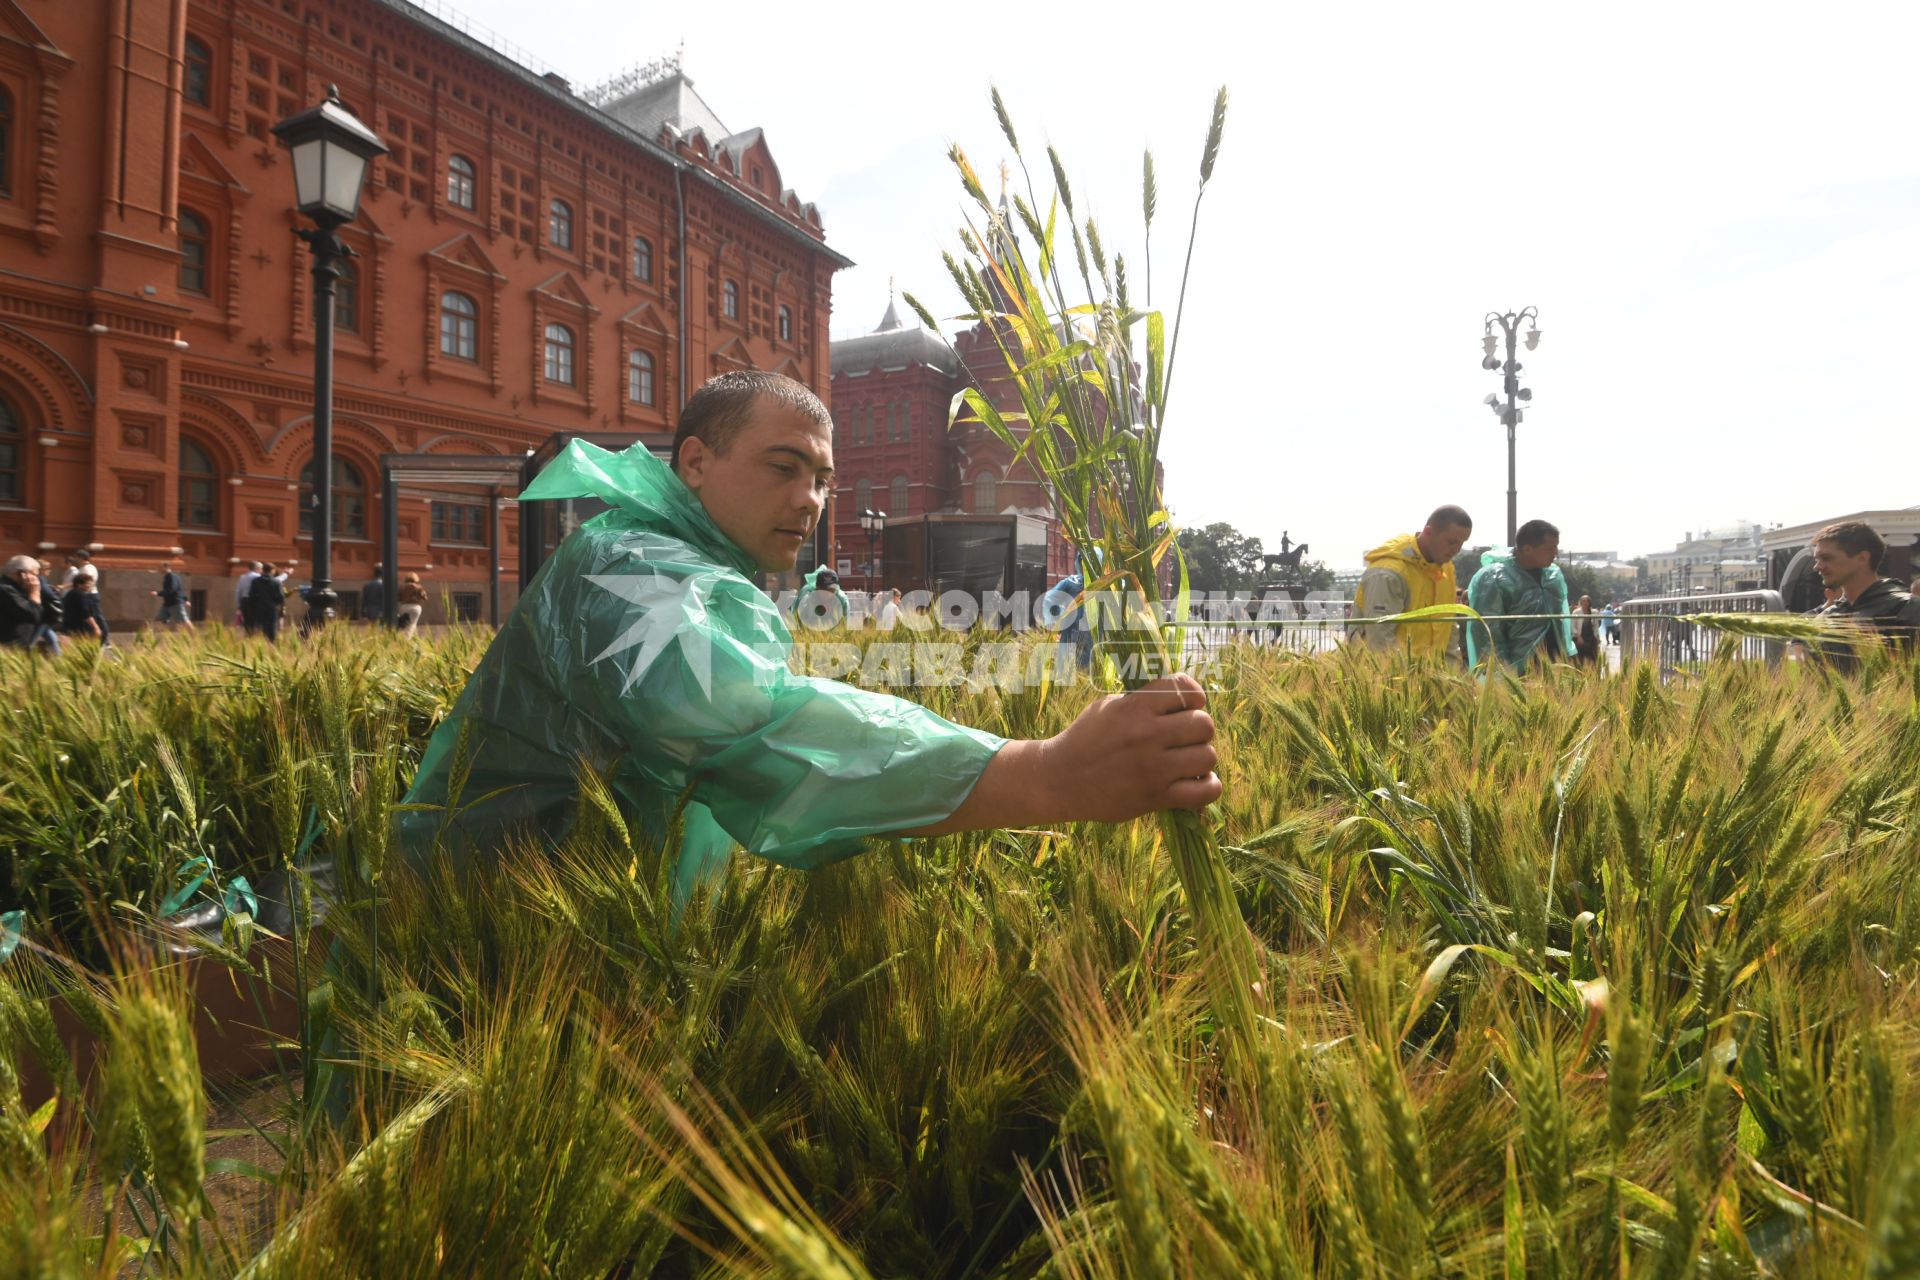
[503, 438, 1005, 874]
[546, 537, 1005, 867]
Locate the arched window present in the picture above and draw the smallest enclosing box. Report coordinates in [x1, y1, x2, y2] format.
[543, 323, 575, 385]
[628, 349, 654, 405]
[178, 209, 210, 295]
[0, 394, 19, 503]
[854, 477, 872, 515]
[722, 279, 739, 319]
[446, 154, 476, 209]
[548, 198, 573, 250]
[335, 258, 359, 335]
[890, 474, 908, 516]
[184, 36, 213, 108]
[439, 291, 477, 359]
[972, 470, 997, 514]
[632, 236, 652, 282]
[0, 87, 13, 198]
[778, 305, 793, 342]
[298, 456, 367, 537]
[179, 438, 219, 530]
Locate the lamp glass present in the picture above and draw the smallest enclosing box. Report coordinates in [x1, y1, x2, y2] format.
[322, 142, 371, 221]
[290, 140, 324, 214]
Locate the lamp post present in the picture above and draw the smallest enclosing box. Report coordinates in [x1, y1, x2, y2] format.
[859, 508, 887, 592]
[273, 86, 387, 629]
[1479, 307, 1540, 545]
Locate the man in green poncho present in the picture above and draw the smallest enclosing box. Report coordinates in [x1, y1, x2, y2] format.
[400, 372, 1221, 906]
[1465, 519, 1574, 671]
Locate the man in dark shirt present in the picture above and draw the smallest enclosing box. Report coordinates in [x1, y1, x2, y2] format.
[360, 564, 386, 625]
[2, 554, 58, 649]
[1807, 521, 1920, 671]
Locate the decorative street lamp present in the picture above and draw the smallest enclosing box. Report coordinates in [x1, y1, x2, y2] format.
[859, 508, 887, 592]
[273, 86, 387, 628]
[1479, 307, 1541, 545]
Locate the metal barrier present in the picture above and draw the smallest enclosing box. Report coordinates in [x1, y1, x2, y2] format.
[1183, 599, 1357, 659]
[1617, 590, 1787, 669]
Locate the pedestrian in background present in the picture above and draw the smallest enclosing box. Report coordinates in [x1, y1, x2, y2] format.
[2, 554, 58, 651]
[395, 571, 427, 636]
[361, 563, 386, 625]
[62, 549, 98, 592]
[235, 561, 261, 630]
[1573, 595, 1601, 666]
[248, 561, 286, 644]
[153, 557, 194, 631]
[61, 566, 109, 648]
[875, 586, 902, 631]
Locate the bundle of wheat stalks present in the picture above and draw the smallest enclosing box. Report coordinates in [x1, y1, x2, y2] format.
[4, 628, 1919, 1277]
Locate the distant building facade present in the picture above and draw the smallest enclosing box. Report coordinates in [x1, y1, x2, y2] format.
[0, 0, 847, 624]
[828, 298, 1075, 593]
[1642, 523, 1769, 596]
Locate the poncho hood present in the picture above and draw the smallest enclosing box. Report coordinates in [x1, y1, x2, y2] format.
[520, 439, 760, 580]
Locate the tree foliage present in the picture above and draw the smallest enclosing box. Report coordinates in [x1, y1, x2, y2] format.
[1177, 522, 1265, 593]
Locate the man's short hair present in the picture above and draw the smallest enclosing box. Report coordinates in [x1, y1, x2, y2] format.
[1426, 504, 1472, 531]
[5, 554, 37, 576]
[68, 549, 91, 561]
[670, 371, 831, 469]
[1514, 519, 1560, 548]
[1813, 520, 1886, 567]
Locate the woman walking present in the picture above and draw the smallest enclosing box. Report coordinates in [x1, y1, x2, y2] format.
[1573, 594, 1601, 666]
[396, 571, 427, 636]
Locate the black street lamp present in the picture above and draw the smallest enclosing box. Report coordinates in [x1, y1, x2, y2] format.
[273, 86, 387, 628]
[859, 508, 887, 592]
[1479, 307, 1541, 546]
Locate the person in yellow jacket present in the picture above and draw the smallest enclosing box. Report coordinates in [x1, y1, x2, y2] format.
[1353, 505, 1474, 658]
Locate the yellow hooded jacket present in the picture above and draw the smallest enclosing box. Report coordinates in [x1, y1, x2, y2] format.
[1353, 533, 1458, 656]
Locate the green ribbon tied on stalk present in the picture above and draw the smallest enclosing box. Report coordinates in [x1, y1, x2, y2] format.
[159, 854, 259, 922]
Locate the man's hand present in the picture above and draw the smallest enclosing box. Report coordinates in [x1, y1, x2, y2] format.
[1037, 673, 1220, 820]
[903, 674, 1221, 837]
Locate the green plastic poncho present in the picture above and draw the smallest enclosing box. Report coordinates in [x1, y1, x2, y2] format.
[1464, 547, 1574, 671]
[796, 565, 850, 627]
[398, 440, 1005, 905]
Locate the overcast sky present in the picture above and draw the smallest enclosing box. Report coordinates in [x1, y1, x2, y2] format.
[444, 0, 1919, 568]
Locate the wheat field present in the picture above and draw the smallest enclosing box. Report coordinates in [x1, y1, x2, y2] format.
[2, 628, 1918, 1277]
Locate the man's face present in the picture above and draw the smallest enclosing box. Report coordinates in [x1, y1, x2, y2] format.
[1418, 521, 1471, 566]
[677, 398, 834, 571]
[1812, 539, 1870, 588]
[1515, 536, 1559, 571]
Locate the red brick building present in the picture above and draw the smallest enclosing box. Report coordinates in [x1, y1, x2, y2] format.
[0, 0, 847, 624]
[829, 297, 1074, 594]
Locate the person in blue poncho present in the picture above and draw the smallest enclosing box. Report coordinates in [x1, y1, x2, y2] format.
[400, 371, 1221, 906]
[1041, 554, 1097, 669]
[1465, 519, 1574, 671]
[795, 564, 850, 630]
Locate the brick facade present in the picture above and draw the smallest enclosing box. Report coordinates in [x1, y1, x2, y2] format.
[0, 0, 847, 624]
[829, 301, 1075, 590]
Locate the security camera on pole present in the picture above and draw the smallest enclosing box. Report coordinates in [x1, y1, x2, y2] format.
[1479, 307, 1540, 546]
